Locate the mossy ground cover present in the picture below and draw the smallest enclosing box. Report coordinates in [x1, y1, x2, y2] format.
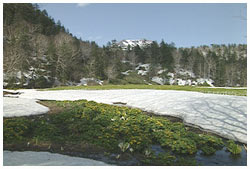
[3, 100, 243, 165]
[42, 85, 247, 96]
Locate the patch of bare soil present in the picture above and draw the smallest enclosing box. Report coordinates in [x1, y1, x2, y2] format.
[3, 91, 21, 96]
[37, 101, 68, 114]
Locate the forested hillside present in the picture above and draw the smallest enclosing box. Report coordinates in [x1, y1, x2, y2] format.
[3, 3, 247, 88]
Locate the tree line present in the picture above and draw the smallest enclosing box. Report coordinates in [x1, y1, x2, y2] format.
[3, 3, 247, 88]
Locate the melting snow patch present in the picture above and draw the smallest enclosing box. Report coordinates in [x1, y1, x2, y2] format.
[23, 71, 33, 79]
[3, 97, 49, 117]
[152, 76, 165, 85]
[3, 82, 8, 87]
[177, 69, 196, 78]
[157, 69, 167, 75]
[169, 78, 175, 85]
[136, 64, 150, 76]
[17, 71, 22, 79]
[3, 151, 111, 166]
[137, 70, 147, 76]
[78, 78, 103, 86]
[197, 78, 214, 87]
[167, 72, 174, 78]
[121, 70, 132, 75]
[176, 79, 186, 86]
[3, 89, 247, 143]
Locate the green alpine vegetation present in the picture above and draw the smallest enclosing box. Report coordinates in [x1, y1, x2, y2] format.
[43, 84, 247, 96]
[3, 99, 242, 165]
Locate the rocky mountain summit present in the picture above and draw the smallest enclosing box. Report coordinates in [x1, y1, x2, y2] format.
[116, 39, 153, 50]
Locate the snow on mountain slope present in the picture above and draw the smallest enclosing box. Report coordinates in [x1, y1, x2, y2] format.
[117, 39, 153, 50]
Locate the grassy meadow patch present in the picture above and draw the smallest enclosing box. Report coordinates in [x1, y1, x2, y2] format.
[42, 84, 247, 96]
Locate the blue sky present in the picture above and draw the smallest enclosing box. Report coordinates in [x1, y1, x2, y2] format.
[38, 3, 247, 47]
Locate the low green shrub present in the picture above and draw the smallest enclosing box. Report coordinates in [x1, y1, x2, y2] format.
[226, 140, 242, 155]
[200, 145, 217, 155]
[3, 118, 32, 142]
[142, 152, 176, 165]
[122, 72, 147, 84]
[3, 99, 242, 165]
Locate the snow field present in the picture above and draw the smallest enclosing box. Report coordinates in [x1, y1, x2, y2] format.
[3, 151, 111, 166]
[3, 89, 247, 143]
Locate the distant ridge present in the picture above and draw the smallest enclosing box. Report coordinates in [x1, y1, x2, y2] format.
[116, 39, 153, 50]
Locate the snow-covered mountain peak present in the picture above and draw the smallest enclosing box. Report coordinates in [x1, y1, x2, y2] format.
[117, 39, 153, 50]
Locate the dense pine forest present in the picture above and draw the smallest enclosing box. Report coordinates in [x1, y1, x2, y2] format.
[3, 3, 247, 88]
